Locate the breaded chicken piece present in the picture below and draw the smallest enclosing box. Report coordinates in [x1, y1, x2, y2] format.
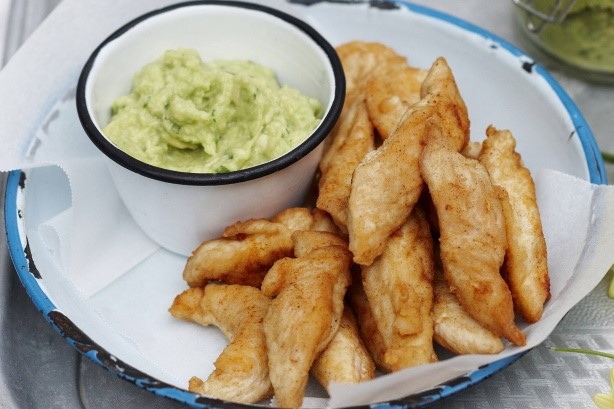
[318, 42, 417, 232]
[347, 57, 470, 265]
[183, 208, 340, 288]
[348, 271, 392, 373]
[479, 126, 550, 323]
[433, 270, 504, 355]
[317, 95, 376, 231]
[182, 219, 293, 288]
[261, 233, 352, 408]
[420, 123, 525, 346]
[169, 285, 272, 404]
[335, 41, 407, 96]
[311, 306, 376, 390]
[366, 64, 428, 140]
[361, 208, 437, 371]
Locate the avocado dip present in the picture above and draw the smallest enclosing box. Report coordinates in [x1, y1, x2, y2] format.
[527, 0, 614, 73]
[103, 49, 323, 173]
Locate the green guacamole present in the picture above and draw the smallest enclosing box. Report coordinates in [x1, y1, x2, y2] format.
[104, 49, 323, 173]
[531, 0, 614, 72]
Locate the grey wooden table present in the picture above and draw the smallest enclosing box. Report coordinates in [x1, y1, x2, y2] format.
[1, 1, 613, 408]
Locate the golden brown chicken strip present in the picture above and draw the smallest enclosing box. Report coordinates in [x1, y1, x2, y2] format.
[479, 126, 550, 323]
[348, 272, 392, 373]
[335, 41, 407, 96]
[433, 270, 504, 355]
[347, 57, 470, 266]
[318, 42, 418, 231]
[311, 306, 376, 390]
[420, 123, 525, 346]
[169, 285, 272, 404]
[183, 208, 339, 288]
[317, 96, 376, 231]
[182, 219, 293, 288]
[361, 208, 437, 371]
[366, 64, 428, 141]
[261, 233, 351, 408]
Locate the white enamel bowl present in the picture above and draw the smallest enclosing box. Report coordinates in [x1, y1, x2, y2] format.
[76, 1, 345, 256]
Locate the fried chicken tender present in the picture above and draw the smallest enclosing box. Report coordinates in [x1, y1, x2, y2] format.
[261, 232, 352, 408]
[317, 95, 376, 231]
[183, 208, 340, 288]
[433, 270, 504, 355]
[361, 208, 437, 371]
[335, 41, 407, 96]
[420, 123, 525, 346]
[311, 306, 376, 390]
[366, 64, 428, 140]
[182, 219, 293, 288]
[318, 42, 423, 232]
[479, 126, 550, 323]
[347, 57, 470, 265]
[169, 285, 272, 404]
[348, 270, 392, 373]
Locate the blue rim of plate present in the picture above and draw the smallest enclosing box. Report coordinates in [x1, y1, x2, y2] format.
[4, 1, 608, 409]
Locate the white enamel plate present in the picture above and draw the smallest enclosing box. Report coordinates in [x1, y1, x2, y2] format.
[5, 1, 606, 409]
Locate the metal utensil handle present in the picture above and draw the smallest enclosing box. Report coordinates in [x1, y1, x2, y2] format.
[512, 0, 577, 32]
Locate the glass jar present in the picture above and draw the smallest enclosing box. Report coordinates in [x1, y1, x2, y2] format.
[513, 0, 614, 83]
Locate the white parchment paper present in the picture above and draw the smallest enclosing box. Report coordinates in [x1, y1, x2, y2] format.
[1, 0, 614, 407]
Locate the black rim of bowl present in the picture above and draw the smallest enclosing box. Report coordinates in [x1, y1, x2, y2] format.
[76, 0, 346, 186]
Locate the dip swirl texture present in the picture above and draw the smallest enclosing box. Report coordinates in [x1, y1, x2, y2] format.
[104, 49, 323, 173]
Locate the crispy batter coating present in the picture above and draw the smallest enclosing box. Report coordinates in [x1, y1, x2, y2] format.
[366, 65, 428, 140]
[361, 208, 437, 371]
[420, 123, 525, 346]
[271, 207, 316, 232]
[182, 219, 293, 288]
[461, 140, 482, 160]
[311, 208, 343, 234]
[317, 95, 376, 231]
[347, 57, 470, 266]
[293, 230, 348, 258]
[348, 271, 392, 373]
[479, 126, 550, 323]
[433, 269, 504, 355]
[261, 234, 352, 408]
[169, 285, 273, 404]
[311, 306, 376, 390]
[271, 207, 341, 235]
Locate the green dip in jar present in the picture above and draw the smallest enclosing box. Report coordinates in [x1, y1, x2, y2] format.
[516, 0, 614, 80]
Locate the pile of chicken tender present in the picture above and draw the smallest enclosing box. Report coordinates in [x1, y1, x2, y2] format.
[169, 41, 551, 408]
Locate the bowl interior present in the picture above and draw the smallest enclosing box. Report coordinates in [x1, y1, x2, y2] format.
[85, 3, 337, 146]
